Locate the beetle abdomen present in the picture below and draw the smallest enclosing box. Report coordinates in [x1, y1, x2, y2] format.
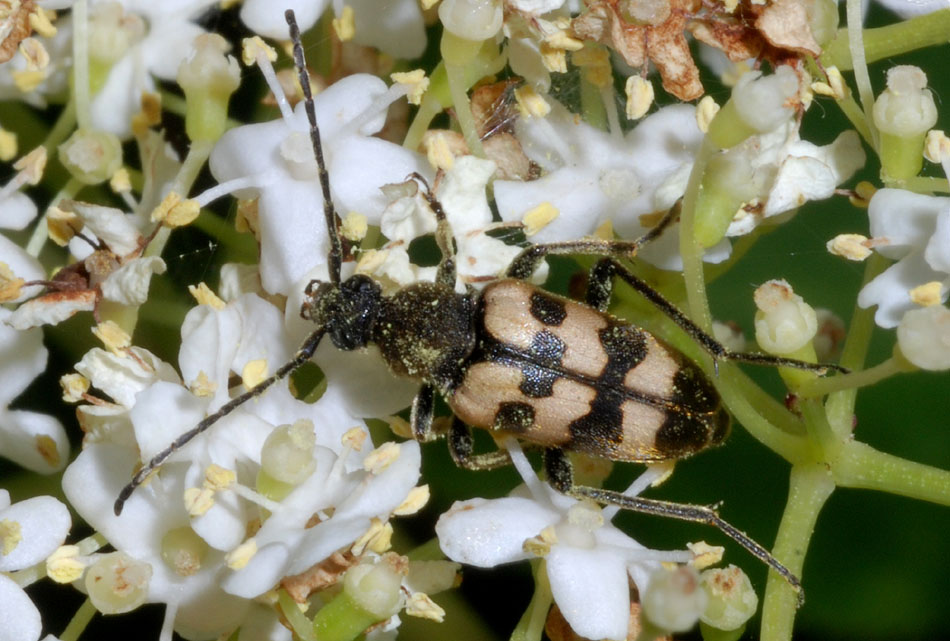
[449, 280, 730, 462]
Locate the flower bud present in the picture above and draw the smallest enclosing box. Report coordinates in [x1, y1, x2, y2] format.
[754, 279, 818, 355]
[260, 419, 317, 485]
[58, 129, 123, 185]
[85, 551, 151, 614]
[806, 0, 839, 47]
[312, 555, 408, 641]
[699, 565, 758, 631]
[708, 66, 799, 148]
[178, 34, 241, 142]
[694, 148, 758, 247]
[873, 66, 938, 180]
[642, 566, 707, 633]
[161, 526, 209, 577]
[896, 305, 950, 371]
[439, 0, 502, 42]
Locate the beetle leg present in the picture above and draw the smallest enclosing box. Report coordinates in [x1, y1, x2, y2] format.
[542, 448, 804, 604]
[408, 172, 458, 289]
[591, 259, 847, 374]
[506, 201, 682, 279]
[448, 417, 513, 470]
[586, 258, 616, 312]
[410, 384, 441, 443]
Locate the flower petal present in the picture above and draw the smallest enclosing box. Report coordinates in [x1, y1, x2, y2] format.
[0, 496, 70, 571]
[0, 574, 41, 641]
[546, 545, 631, 641]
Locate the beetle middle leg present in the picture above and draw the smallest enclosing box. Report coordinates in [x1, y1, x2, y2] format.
[542, 447, 804, 602]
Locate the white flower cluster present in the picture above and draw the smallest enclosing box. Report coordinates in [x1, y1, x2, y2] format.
[2, 1, 948, 640]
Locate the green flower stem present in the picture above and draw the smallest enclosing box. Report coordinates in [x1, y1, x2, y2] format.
[445, 61, 485, 157]
[404, 87, 446, 151]
[715, 365, 807, 463]
[832, 441, 950, 506]
[760, 463, 836, 641]
[902, 175, 950, 194]
[821, 9, 950, 72]
[844, 0, 877, 147]
[824, 253, 887, 437]
[797, 356, 904, 399]
[59, 598, 97, 641]
[312, 589, 383, 641]
[71, 0, 91, 131]
[278, 589, 317, 641]
[25, 178, 82, 257]
[43, 100, 78, 153]
[700, 621, 746, 641]
[509, 560, 552, 641]
[145, 139, 215, 261]
[679, 137, 717, 332]
[579, 74, 607, 132]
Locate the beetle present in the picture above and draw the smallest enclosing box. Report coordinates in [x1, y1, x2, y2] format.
[115, 9, 846, 597]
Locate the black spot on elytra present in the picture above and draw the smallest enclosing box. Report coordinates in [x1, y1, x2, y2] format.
[530, 292, 567, 326]
[568, 322, 648, 450]
[654, 411, 713, 457]
[494, 402, 535, 432]
[519, 330, 565, 397]
[670, 366, 719, 413]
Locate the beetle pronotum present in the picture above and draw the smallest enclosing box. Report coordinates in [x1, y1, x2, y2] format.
[115, 9, 847, 601]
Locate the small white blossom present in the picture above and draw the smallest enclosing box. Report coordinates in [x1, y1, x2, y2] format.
[0, 490, 71, 641]
[208, 73, 429, 296]
[857, 189, 950, 328]
[436, 442, 693, 640]
[494, 101, 732, 271]
[240, 0, 426, 59]
[0, 309, 70, 473]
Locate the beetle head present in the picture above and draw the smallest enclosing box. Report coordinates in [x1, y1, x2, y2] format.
[301, 274, 382, 350]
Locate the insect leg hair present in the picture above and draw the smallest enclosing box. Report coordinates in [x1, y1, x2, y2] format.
[505, 200, 682, 280]
[542, 448, 804, 605]
[113, 327, 327, 515]
[285, 10, 343, 286]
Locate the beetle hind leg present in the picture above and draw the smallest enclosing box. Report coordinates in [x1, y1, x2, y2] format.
[543, 448, 805, 604]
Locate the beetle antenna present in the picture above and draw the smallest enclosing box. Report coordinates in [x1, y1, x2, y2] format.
[285, 9, 343, 286]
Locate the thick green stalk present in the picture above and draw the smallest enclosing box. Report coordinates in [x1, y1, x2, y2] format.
[822, 10, 950, 71]
[833, 441, 950, 506]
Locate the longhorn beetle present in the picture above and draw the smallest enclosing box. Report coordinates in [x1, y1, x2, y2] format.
[115, 9, 847, 599]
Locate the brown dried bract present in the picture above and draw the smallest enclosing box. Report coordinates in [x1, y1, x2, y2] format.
[572, 0, 704, 101]
[280, 550, 359, 603]
[572, 0, 821, 102]
[0, 0, 34, 63]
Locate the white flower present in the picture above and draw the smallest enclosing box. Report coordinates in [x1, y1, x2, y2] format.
[0, 308, 70, 473]
[240, 0, 426, 59]
[857, 189, 950, 328]
[62, 291, 391, 639]
[86, 0, 220, 138]
[0, 489, 71, 641]
[208, 73, 429, 297]
[494, 102, 733, 271]
[375, 156, 547, 290]
[436, 442, 692, 640]
[874, 0, 950, 18]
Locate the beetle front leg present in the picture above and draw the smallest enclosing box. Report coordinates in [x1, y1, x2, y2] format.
[410, 384, 440, 443]
[542, 448, 804, 603]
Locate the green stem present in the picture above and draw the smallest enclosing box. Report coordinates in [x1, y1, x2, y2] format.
[797, 356, 903, 399]
[509, 560, 552, 641]
[43, 100, 78, 153]
[716, 364, 807, 463]
[579, 74, 606, 131]
[844, 0, 878, 149]
[760, 464, 836, 641]
[679, 138, 717, 332]
[833, 441, 950, 506]
[901, 175, 950, 195]
[278, 589, 317, 641]
[822, 9, 950, 72]
[824, 253, 887, 437]
[445, 62, 485, 157]
[71, 0, 91, 131]
[59, 598, 97, 641]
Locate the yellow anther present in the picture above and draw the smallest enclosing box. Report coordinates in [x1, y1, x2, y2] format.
[522, 202, 559, 236]
[188, 282, 226, 310]
[241, 359, 268, 389]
